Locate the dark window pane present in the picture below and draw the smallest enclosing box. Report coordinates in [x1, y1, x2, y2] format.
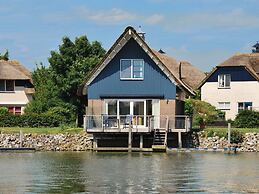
[244, 102, 252, 110]
[0, 80, 5, 91]
[120, 60, 131, 79]
[119, 101, 130, 115]
[8, 107, 14, 114]
[15, 107, 22, 115]
[225, 75, 231, 87]
[6, 80, 14, 91]
[107, 100, 117, 115]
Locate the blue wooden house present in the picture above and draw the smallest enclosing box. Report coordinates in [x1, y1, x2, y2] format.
[81, 26, 205, 151]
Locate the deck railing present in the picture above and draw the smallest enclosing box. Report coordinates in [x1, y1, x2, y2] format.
[84, 115, 192, 132]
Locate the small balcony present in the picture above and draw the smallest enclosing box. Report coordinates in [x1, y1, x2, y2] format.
[84, 115, 192, 133]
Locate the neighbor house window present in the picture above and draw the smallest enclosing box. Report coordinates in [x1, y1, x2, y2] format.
[120, 59, 144, 80]
[238, 102, 252, 112]
[218, 102, 230, 110]
[218, 74, 231, 88]
[0, 80, 14, 92]
[8, 106, 22, 115]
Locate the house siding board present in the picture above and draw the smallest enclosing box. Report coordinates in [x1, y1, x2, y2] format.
[88, 38, 176, 99]
[207, 67, 256, 82]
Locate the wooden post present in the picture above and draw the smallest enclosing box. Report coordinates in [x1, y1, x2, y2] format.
[93, 137, 98, 151]
[140, 134, 143, 150]
[128, 119, 132, 152]
[228, 123, 231, 145]
[178, 132, 182, 149]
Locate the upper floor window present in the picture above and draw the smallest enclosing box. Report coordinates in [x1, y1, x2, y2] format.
[120, 59, 144, 80]
[218, 74, 231, 88]
[0, 80, 14, 92]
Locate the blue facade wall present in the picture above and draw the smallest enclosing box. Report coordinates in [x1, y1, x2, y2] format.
[207, 67, 256, 82]
[88, 38, 176, 99]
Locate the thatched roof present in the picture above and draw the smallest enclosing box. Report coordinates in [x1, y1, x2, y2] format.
[0, 60, 32, 81]
[198, 53, 259, 88]
[218, 53, 259, 79]
[153, 50, 206, 90]
[80, 26, 205, 96]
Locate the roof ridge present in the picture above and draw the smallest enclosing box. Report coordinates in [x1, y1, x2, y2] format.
[234, 53, 259, 57]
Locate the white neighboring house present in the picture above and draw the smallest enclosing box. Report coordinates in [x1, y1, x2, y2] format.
[199, 53, 259, 120]
[0, 60, 34, 114]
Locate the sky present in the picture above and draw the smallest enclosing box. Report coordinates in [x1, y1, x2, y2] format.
[1, 0, 259, 72]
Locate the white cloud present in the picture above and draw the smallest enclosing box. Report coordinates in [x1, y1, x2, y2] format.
[159, 9, 259, 32]
[145, 14, 164, 25]
[76, 7, 137, 25]
[43, 7, 137, 25]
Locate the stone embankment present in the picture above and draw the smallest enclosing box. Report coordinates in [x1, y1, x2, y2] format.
[0, 132, 92, 151]
[190, 132, 259, 152]
[0, 132, 258, 152]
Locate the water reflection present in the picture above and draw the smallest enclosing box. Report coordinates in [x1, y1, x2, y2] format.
[0, 152, 258, 193]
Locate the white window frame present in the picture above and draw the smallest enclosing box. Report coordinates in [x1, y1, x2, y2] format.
[120, 59, 144, 80]
[0, 80, 15, 92]
[218, 74, 231, 88]
[218, 102, 230, 110]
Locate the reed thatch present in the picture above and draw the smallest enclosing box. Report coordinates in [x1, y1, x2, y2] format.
[218, 53, 259, 79]
[152, 50, 206, 89]
[0, 60, 32, 81]
[198, 53, 259, 88]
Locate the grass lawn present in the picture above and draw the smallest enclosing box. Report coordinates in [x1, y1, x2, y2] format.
[0, 127, 84, 134]
[202, 127, 259, 138]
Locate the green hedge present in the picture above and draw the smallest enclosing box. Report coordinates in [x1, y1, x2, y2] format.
[234, 110, 259, 128]
[0, 114, 61, 127]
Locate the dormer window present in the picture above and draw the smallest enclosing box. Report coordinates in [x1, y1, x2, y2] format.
[218, 74, 231, 88]
[0, 80, 15, 92]
[120, 59, 144, 80]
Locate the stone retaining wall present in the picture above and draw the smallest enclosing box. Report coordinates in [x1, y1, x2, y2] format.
[0, 132, 258, 152]
[189, 132, 259, 152]
[0, 132, 92, 151]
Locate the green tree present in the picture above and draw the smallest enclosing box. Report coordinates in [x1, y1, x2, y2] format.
[26, 36, 105, 126]
[0, 50, 9, 60]
[48, 36, 105, 123]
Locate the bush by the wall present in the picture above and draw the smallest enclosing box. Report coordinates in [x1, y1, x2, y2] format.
[185, 99, 222, 126]
[0, 107, 8, 115]
[234, 110, 259, 128]
[0, 113, 61, 127]
[229, 130, 244, 144]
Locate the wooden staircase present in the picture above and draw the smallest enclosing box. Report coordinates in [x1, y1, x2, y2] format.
[152, 128, 168, 152]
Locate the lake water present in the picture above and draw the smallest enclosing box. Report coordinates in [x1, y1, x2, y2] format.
[0, 152, 258, 193]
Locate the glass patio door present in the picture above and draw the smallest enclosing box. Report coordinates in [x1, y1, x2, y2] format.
[106, 99, 148, 128]
[133, 101, 145, 127]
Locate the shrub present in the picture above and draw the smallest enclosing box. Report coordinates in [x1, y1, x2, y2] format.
[0, 113, 61, 127]
[234, 110, 259, 128]
[46, 106, 72, 124]
[185, 99, 222, 127]
[0, 107, 8, 115]
[229, 130, 244, 144]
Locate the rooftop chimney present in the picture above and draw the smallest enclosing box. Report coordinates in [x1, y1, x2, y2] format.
[252, 41, 259, 53]
[137, 26, 146, 41]
[158, 49, 166, 54]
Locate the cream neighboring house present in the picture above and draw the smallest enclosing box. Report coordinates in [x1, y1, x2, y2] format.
[0, 60, 34, 114]
[199, 53, 259, 120]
